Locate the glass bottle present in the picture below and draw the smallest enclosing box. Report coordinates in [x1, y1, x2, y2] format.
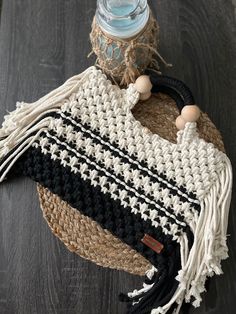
[96, 0, 149, 38]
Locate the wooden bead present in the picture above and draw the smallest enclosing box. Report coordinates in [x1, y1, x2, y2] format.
[139, 91, 151, 101]
[135, 75, 152, 94]
[181, 105, 200, 122]
[176, 115, 186, 130]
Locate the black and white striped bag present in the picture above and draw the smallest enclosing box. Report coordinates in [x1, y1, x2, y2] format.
[0, 66, 232, 314]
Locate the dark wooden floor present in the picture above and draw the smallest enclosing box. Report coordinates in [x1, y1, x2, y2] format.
[0, 1, 235, 313]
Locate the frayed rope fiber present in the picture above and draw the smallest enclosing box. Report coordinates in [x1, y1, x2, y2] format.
[89, 12, 172, 86]
[0, 66, 233, 314]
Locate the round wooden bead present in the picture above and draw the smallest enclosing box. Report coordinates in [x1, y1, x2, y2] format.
[135, 75, 152, 94]
[139, 91, 152, 101]
[181, 105, 200, 122]
[176, 115, 186, 130]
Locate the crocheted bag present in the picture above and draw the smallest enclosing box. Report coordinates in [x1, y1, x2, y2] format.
[37, 92, 225, 277]
[0, 66, 232, 314]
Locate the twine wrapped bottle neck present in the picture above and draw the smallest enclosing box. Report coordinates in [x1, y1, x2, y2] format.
[90, 2, 172, 86]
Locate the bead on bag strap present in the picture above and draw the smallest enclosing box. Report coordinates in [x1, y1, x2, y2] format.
[132, 71, 201, 143]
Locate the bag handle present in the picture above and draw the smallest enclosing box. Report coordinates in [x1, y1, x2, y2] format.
[146, 70, 195, 112]
[137, 70, 201, 145]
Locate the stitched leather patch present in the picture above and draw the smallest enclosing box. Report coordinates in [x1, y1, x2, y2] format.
[141, 234, 164, 254]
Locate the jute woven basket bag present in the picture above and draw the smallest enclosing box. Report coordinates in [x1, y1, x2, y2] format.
[37, 92, 224, 276]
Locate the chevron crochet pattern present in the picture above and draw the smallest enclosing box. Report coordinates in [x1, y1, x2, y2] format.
[0, 66, 233, 314]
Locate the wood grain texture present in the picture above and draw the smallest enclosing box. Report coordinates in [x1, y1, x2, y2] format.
[0, 1, 235, 313]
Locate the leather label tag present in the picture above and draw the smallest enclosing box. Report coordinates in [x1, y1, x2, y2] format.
[141, 234, 164, 254]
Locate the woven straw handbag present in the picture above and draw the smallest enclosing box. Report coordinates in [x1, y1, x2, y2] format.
[0, 66, 232, 314]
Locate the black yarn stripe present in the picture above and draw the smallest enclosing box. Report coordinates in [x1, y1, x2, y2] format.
[45, 128, 188, 225]
[60, 111, 199, 205]
[42, 131, 187, 231]
[12, 146, 195, 267]
[58, 111, 200, 210]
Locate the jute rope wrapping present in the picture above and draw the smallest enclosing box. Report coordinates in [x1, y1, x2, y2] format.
[89, 13, 171, 86]
[38, 185, 151, 275]
[37, 93, 225, 276]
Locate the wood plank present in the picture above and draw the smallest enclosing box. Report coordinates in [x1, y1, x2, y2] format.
[0, 0, 235, 313]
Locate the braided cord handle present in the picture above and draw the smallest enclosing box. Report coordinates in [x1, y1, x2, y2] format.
[146, 70, 195, 112]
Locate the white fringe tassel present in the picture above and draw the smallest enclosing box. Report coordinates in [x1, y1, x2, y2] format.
[0, 66, 95, 182]
[128, 156, 233, 314]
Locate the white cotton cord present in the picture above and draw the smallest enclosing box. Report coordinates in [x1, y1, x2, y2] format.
[150, 288, 185, 314]
[192, 157, 232, 281]
[219, 157, 232, 235]
[0, 66, 95, 139]
[188, 156, 232, 303]
[0, 109, 59, 157]
[146, 266, 158, 279]
[149, 155, 232, 314]
[128, 283, 154, 299]
[173, 299, 184, 314]
[0, 127, 47, 182]
[0, 66, 95, 140]
[176, 121, 198, 145]
[0, 66, 96, 181]
[127, 266, 157, 299]
[180, 234, 189, 269]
